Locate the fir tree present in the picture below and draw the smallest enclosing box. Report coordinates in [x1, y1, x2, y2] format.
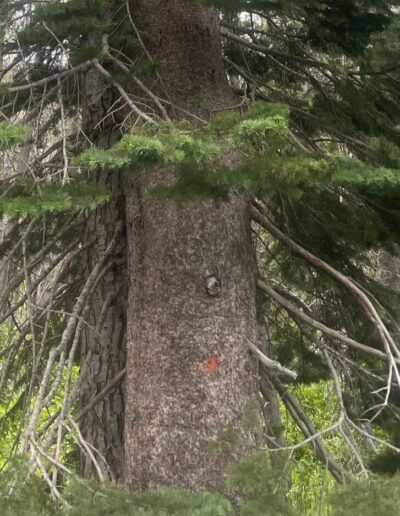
[1, 0, 400, 513]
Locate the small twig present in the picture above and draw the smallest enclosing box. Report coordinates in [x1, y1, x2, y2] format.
[66, 419, 105, 481]
[105, 51, 171, 122]
[93, 59, 155, 124]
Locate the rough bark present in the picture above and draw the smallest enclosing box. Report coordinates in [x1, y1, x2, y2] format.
[125, 184, 259, 491]
[128, 0, 234, 113]
[78, 0, 267, 489]
[123, 0, 260, 491]
[79, 66, 127, 481]
[79, 196, 127, 481]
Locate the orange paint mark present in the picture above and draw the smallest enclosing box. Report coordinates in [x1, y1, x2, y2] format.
[205, 355, 220, 373]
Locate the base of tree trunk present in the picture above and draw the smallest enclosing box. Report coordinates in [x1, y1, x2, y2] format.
[124, 171, 260, 491]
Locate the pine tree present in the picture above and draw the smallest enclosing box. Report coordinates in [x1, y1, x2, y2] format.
[2, 0, 400, 510]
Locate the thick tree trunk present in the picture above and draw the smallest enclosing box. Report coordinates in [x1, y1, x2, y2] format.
[123, 0, 260, 491]
[79, 195, 127, 481]
[79, 67, 127, 481]
[128, 0, 233, 112]
[125, 186, 259, 491]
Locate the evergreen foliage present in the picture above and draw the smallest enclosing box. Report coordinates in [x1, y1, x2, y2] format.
[0, 123, 29, 151]
[3, 0, 400, 513]
[14, 0, 108, 64]
[331, 474, 400, 516]
[0, 182, 111, 216]
[0, 454, 306, 515]
[3, 456, 400, 515]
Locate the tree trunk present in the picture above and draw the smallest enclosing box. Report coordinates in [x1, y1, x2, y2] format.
[79, 196, 127, 481]
[123, 0, 260, 491]
[128, 0, 233, 113]
[79, 0, 266, 490]
[79, 66, 127, 481]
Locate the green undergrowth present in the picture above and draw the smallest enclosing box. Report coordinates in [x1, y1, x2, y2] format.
[0, 455, 294, 516]
[0, 122, 29, 151]
[2, 454, 400, 515]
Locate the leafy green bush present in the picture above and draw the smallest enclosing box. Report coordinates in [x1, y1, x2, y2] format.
[0, 123, 29, 151]
[331, 474, 400, 516]
[0, 455, 296, 516]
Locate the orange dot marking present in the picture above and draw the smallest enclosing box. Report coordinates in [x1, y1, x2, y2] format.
[205, 355, 220, 372]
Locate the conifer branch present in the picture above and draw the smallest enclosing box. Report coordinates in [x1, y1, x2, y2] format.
[247, 339, 297, 379]
[93, 59, 155, 124]
[220, 27, 331, 69]
[7, 61, 94, 92]
[252, 203, 400, 376]
[0, 238, 83, 324]
[105, 52, 171, 122]
[257, 278, 400, 364]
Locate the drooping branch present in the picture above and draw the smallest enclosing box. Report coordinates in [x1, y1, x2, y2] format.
[7, 61, 94, 93]
[20, 222, 123, 453]
[267, 374, 348, 484]
[220, 27, 331, 70]
[252, 203, 400, 377]
[258, 278, 399, 364]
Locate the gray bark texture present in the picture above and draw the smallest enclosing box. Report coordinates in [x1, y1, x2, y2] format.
[123, 0, 260, 491]
[128, 0, 233, 113]
[124, 182, 259, 491]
